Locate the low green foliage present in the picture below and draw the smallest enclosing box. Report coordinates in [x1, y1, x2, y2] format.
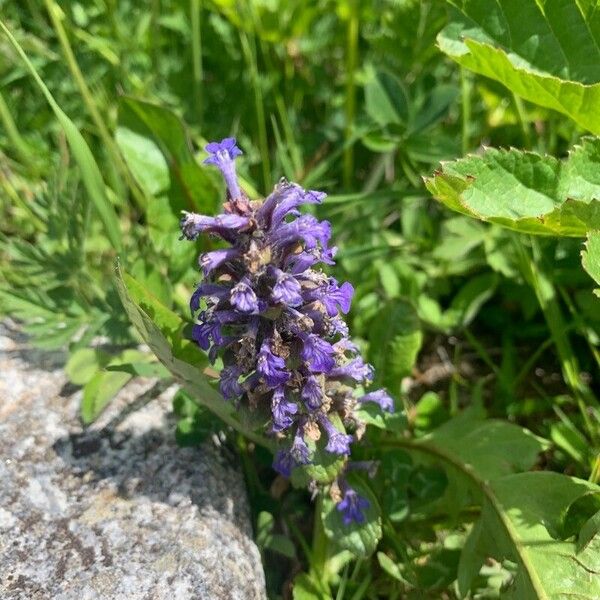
[1, 0, 599, 598]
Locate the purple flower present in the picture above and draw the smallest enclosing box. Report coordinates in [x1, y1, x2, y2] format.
[180, 212, 249, 241]
[271, 387, 298, 432]
[192, 318, 223, 350]
[301, 334, 336, 373]
[301, 375, 322, 410]
[272, 428, 310, 477]
[199, 248, 240, 277]
[270, 215, 331, 251]
[257, 340, 290, 387]
[220, 365, 244, 400]
[203, 137, 243, 200]
[330, 358, 374, 383]
[271, 269, 303, 306]
[190, 283, 229, 314]
[321, 281, 354, 317]
[336, 487, 370, 525]
[230, 277, 258, 313]
[319, 416, 353, 455]
[358, 389, 394, 412]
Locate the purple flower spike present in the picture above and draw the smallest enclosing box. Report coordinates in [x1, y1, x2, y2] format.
[337, 487, 370, 525]
[230, 277, 258, 313]
[181, 134, 395, 518]
[359, 389, 394, 412]
[320, 415, 353, 455]
[203, 137, 243, 200]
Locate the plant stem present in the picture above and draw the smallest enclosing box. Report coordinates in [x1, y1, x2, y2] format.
[190, 0, 203, 125]
[310, 495, 331, 594]
[515, 237, 599, 442]
[343, 0, 359, 190]
[0, 91, 37, 168]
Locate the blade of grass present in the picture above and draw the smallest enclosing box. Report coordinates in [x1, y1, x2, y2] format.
[191, 0, 203, 125]
[239, 16, 271, 192]
[343, 0, 359, 190]
[43, 0, 146, 209]
[515, 237, 599, 443]
[0, 18, 124, 253]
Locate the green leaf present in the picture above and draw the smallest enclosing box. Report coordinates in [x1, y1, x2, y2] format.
[438, 1, 600, 134]
[115, 126, 169, 197]
[377, 552, 411, 585]
[80, 348, 149, 423]
[364, 64, 408, 127]
[582, 231, 600, 296]
[118, 97, 220, 213]
[419, 409, 548, 482]
[0, 20, 123, 252]
[367, 299, 422, 393]
[105, 362, 171, 378]
[65, 347, 110, 386]
[321, 474, 382, 558]
[292, 573, 329, 600]
[425, 141, 600, 237]
[81, 369, 131, 424]
[388, 412, 600, 598]
[466, 473, 600, 599]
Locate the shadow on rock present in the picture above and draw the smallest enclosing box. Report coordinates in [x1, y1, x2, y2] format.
[51, 409, 244, 526]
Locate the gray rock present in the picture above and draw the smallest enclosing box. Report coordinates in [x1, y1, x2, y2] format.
[0, 323, 266, 600]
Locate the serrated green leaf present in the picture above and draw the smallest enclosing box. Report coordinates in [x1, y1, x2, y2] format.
[426, 141, 600, 237]
[438, 1, 600, 134]
[321, 474, 382, 558]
